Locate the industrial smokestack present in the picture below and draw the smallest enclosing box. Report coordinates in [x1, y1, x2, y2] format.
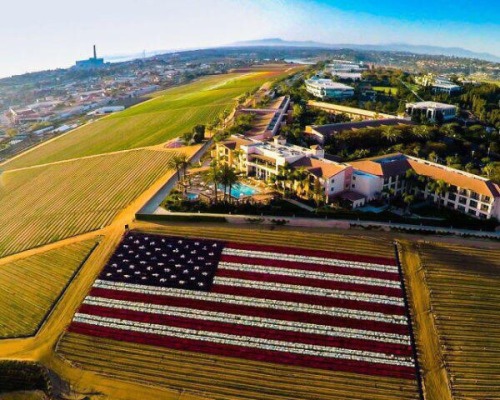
[93, 45, 97, 59]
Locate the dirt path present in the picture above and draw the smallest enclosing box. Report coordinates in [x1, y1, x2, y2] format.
[397, 240, 452, 400]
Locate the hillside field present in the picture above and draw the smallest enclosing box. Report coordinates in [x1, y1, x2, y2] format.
[418, 242, 500, 400]
[3, 67, 296, 170]
[0, 239, 97, 338]
[0, 149, 177, 257]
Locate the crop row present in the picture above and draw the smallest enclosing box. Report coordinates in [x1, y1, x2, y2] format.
[58, 332, 419, 400]
[419, 242, 500, 400]
[0, 149, 176, 257]
[0, 240, 96, 338]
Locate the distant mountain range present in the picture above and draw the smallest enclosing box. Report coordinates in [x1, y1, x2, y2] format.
[230, 38, 500, 63]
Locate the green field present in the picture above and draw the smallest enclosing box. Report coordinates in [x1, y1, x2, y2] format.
[0, 239, 96, 338]
[372, 86, 399, 95]
[0, 149, 177, 257]
[3, 69, 293, 170]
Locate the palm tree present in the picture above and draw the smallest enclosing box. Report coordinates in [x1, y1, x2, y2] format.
[403, 194, 415, 214]
[382, 187, 396, 206]
[292, 168, 309, 197]
[312, 179, 325, 208]
[205, 161, 222, 205]
[482, 163, 495, 178]
[382, 126, 403, 143]
[404, 168, 418, 195]
[412, 125, 432, 140]
[167, 154, 186, 182]
[219, 164, 239, 203]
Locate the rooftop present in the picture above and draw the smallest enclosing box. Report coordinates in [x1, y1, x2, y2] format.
[406, 101, 457, 109]
[290, 157, 348, 178]
[305, 79, 354, 90]
[351, 153, 500, 198]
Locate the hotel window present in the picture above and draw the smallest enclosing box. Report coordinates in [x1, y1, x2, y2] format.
[484, 196, 491, 202]
[458, 205, 466, 212]
[448, 193, 456, 201]
[469, 200, 478, 209]
[458, 197, 467, 205]
[468, 209, 476, 216]
[481, 204, 489, 212]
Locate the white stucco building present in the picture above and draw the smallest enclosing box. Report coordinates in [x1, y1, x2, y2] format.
[405, 101, 457, 122]
[305, 78, 354, 100]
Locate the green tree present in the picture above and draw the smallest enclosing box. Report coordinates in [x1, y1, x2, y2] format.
[205, 161, 222, 205]
[192, 124, 205, 143]
[167, 154, 188, 182]
[381, 126, 402, 143]
[219, 164, 239, 203]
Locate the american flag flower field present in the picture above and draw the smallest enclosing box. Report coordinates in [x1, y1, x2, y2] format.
[65, 232, 419, 387]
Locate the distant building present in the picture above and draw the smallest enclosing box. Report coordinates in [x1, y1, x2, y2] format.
[305, 77, 354, 100]
[308, 100, 397, 121]
[328, 61, 366, 81]
[415, 74, 461, 95]
[405, 101, 457, 122]
[306, 118, 414, 144]
[89, 106, 125, 115]
[75, 45, 105, 70]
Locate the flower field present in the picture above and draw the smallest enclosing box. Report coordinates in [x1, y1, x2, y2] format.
[57, 227, 421, 400]
[418, 242, 500, 400]
[0, 239, 97, 338]
[2, 66, 297, 170]
[0, 149, 176, 258]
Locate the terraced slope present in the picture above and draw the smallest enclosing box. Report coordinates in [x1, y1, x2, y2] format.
[3, 69, 293, 170]
[419, 242, 500, 400]
[0, 149, 176, 257]
[0, 239, 97, 338]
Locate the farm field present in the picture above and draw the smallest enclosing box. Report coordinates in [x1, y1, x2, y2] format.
[3, 66, 297, 170]
[417, 242, 500, 400]
[57, 225, 420, 400]
[0, 239, 97, 338]
[0, 148, 177, 258]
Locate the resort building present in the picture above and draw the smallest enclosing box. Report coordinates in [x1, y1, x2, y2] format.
[405, 101, 457, 122]
[415, 74, 462, 95]
[306, 118, 413, 144]
[235, 96, 291, 140]
[308, 101, 397, 121]
[328, 61, 366, 81]
[216, 139, 500, 220]
[351, 153, 500, 220]
[305, 78, 354, 100]
[216, 135, 353, 202]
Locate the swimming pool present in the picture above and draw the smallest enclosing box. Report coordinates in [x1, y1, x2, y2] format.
[218, 183, 259, 198]
[186, 192, 199, 200]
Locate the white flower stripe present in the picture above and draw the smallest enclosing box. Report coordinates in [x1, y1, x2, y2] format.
[214, 277, 405, 307]
[218, 261, 401, 289]
[73, 313, 415, 367]
[93, 280, 408, 325]
[222, 249, 399, 273]
[83, 296, 411, 345]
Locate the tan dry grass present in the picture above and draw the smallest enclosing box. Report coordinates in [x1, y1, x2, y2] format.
[417, 242, 500, 400]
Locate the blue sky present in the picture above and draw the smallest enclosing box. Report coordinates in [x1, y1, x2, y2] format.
[0, 0, 498, 78]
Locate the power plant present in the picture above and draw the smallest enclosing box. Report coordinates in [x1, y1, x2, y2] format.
[75, 45, 105, 70]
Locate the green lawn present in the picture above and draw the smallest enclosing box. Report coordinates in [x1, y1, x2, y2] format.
[3, 69, 292, 170]
[372, 86, 399, 95]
